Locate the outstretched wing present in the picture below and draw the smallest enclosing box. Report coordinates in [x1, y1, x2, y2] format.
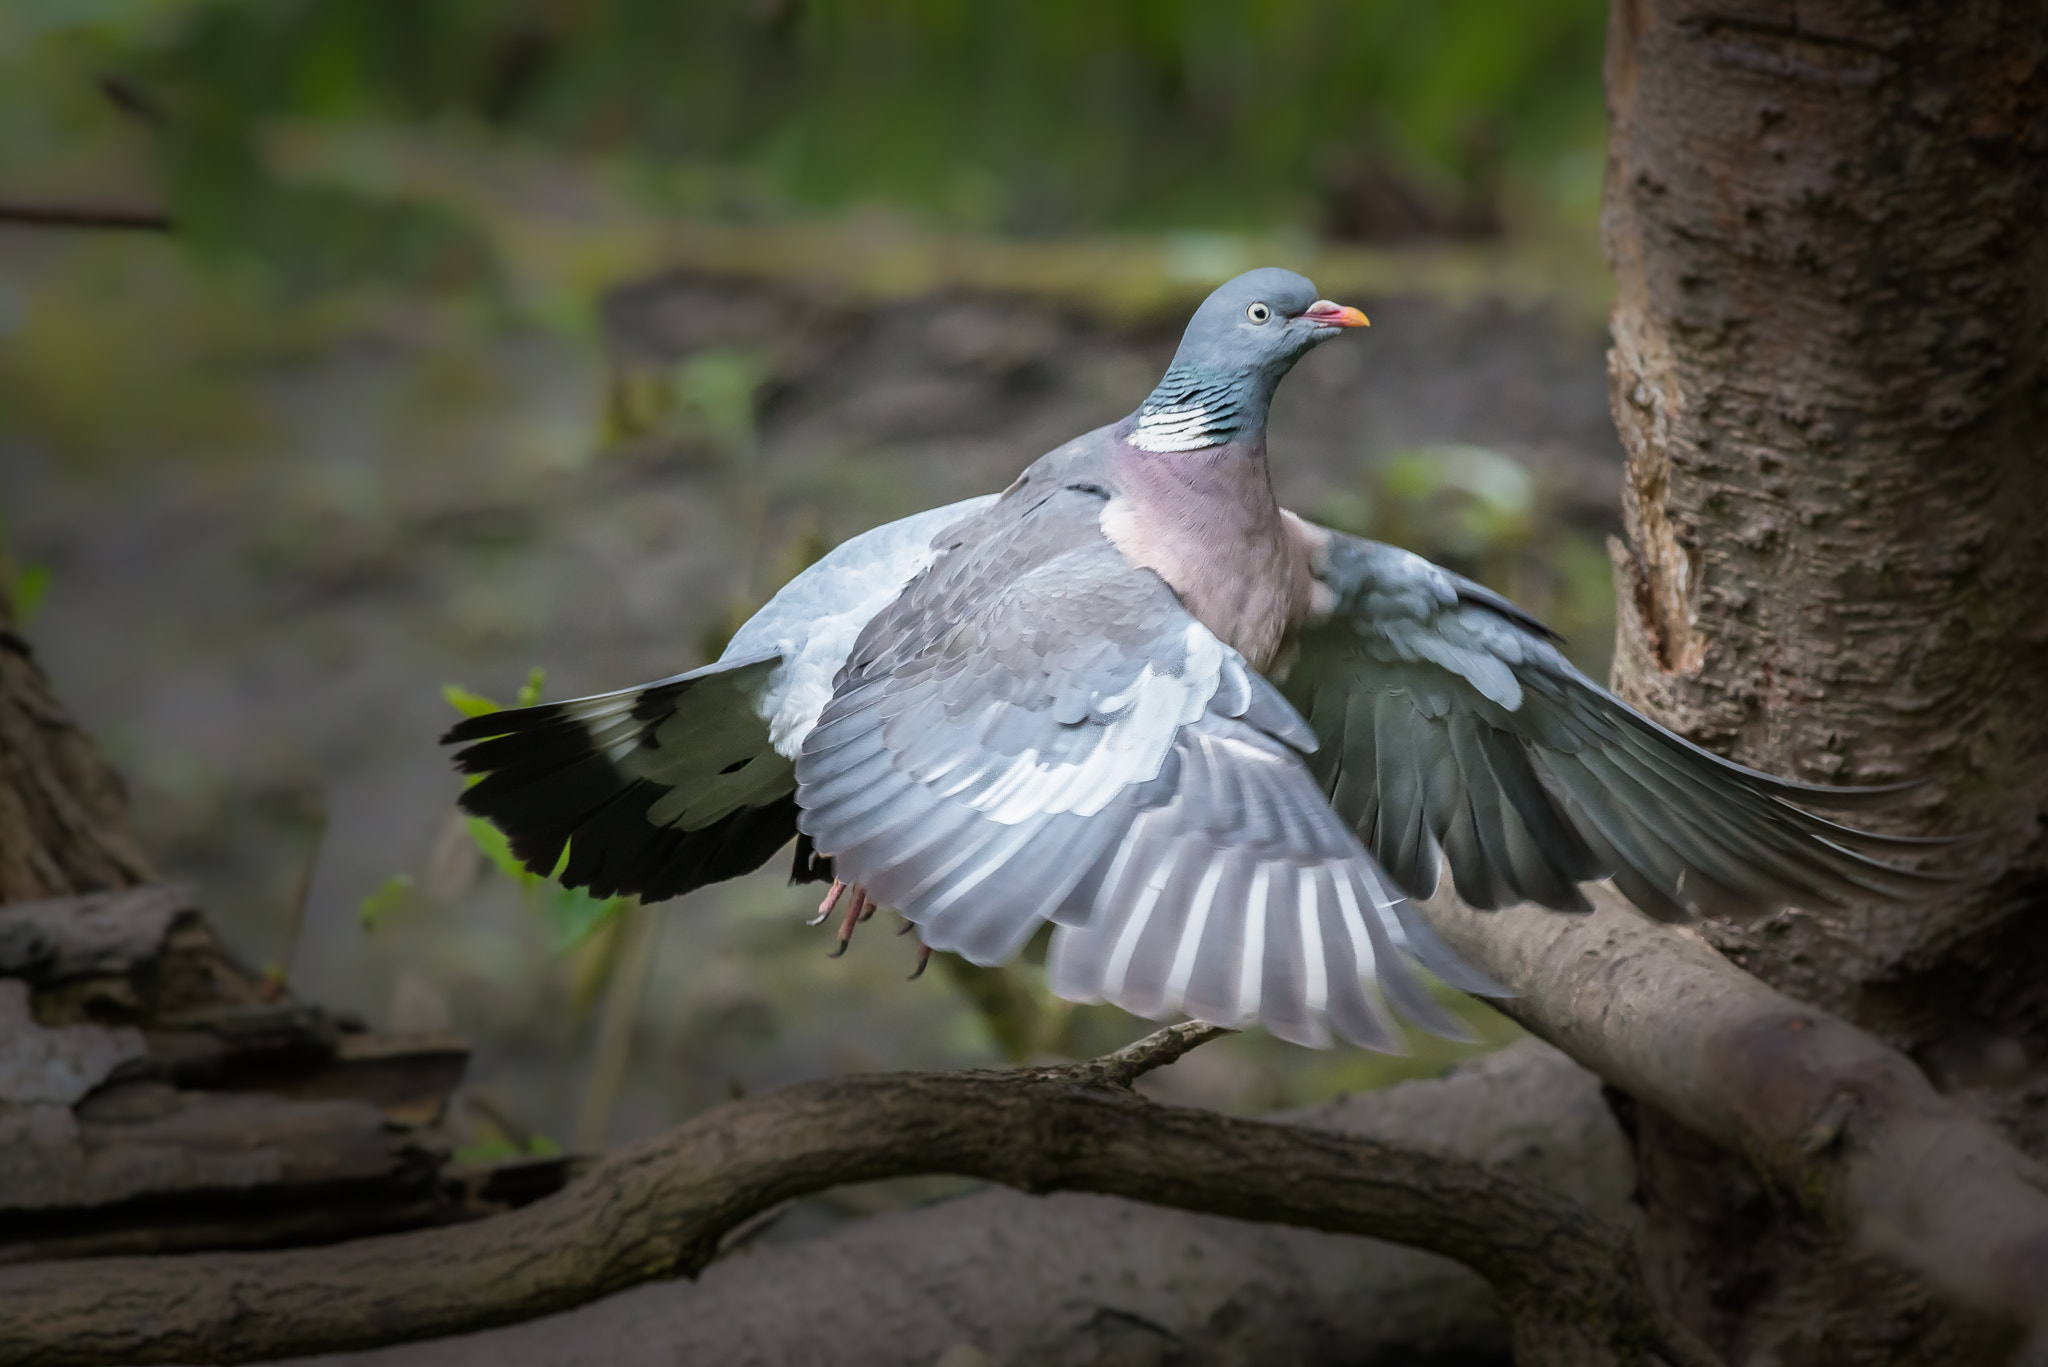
[796, 480, 1502, 1051]
[443, 495, 1000, 903]
[445, 654, 800, 903]
[1281, 527, 1948, 922]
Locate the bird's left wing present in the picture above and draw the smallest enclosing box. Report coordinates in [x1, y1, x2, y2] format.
[797, 481, 1501, 1050]
[1279, 525, 1949, 922]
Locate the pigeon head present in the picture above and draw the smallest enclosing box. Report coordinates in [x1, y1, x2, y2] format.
[1125, 267, 1368, 454]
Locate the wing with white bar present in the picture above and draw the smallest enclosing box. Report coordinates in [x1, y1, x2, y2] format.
[796, 477, 1502, 1050]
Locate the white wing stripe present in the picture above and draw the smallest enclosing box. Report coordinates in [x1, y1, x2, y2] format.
[1332, 874, 1376, 983]
[915, 817, 1050, 919]
[969, 748, 1044, 815]
[1165, 855, 1226, 1004]
[930, 750, 1005, 801]
[1298, 868, 1327, 1019]
[891, 822, 1016, 907]
[1102, 857, 1173, 997]
[1089, 815, 1145, 926]
[1237, 865, 1270, 1024]
[1332, 871, 1402, 1043]
[966, 624, 1227, 826]
[1363, 870, 1406, 943]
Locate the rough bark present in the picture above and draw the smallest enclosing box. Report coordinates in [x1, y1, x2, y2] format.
[0, 584, 155, 903]
[0, 1025, 1714, 1367]
[1426, 887, 2039, 1362]
[270, 1040, 1634, 1367]
[0, 594, 552, 1260]
[0, 886, 543, 1264]
[1600, 3, 2048, 1360]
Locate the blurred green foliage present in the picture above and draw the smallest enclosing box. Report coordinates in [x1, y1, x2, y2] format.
[0, 506, 52, 624]
[10, 564, 51, 622]
[365, 667, 634, 951]
[2, 0, 1612, 472]
[452, 1093, 565, 1165]
[452, 1133, 562, 1167]
[355, 872, 417, 931]
[608, 345, 769, 453]
[4, 0, 1605, 292]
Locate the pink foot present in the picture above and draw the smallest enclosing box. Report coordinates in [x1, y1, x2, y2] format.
[808, 879, 845, 927]
[826, 884, 871, 958]
[815, 882, 928, 975]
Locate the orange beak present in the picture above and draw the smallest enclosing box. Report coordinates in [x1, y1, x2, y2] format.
[1301, 299, 1370, 329]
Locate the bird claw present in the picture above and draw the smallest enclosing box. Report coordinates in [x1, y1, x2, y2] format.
[815, 886, 926, 977]
[824, 883, 871, 957]
[808, 880, 845, 928]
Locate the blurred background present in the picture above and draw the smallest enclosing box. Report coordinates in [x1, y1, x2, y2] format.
[0, 0, 1623, 1205]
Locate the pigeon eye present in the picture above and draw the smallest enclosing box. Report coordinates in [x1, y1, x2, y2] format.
[1246, 302, 1272, 324]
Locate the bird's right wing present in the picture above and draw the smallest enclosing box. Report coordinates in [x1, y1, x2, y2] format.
[1280, 527, 1950, 921]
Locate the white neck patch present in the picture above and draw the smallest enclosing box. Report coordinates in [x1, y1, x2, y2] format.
[1129, 404, 1226, 453]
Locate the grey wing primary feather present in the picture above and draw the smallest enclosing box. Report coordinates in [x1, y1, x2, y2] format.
[796, 477, 1502, 1052]
[1282, 528, 1951, 921]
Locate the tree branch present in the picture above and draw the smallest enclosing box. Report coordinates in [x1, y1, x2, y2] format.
[269, 1038, 1626, 1367]
[1427, 884, 2048, 1340]
[0, 202, 172, 232]
[0, 1024, 1711, 1367]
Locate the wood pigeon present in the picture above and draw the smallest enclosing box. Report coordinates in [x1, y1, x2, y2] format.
[444, 268, 1941, 1051]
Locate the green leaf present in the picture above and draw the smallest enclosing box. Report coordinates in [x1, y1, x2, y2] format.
[674, 348, 764, 447]
[460, 809, 623, 952]
[514, 665, 546, 709]
[10, 564, 50, 624]
[464, 814, 534, 886]
[542, 886, 629, 953]
[452, 1139, 523, 1165]
[444, 668, 542, 720]
[454, 1131, 564, 1165]
[441, 683, 502, 718]
[359, 872, 417, 930]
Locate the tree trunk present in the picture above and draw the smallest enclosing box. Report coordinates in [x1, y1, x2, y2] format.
[0, 590, 528, 1265]
[0, 577, 156, 903]
[1601, 2, 2048, 1360]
